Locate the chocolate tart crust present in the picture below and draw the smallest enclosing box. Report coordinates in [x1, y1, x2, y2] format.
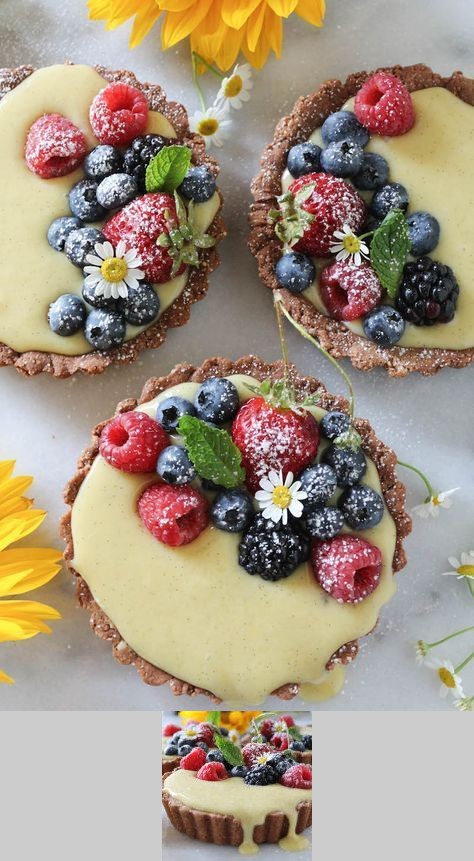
[0, 64, 226, 378]
[61, 355, 412, 702]
[249, 63, 474, 377]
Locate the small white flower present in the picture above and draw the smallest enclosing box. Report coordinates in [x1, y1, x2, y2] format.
[190, 104, 231, 149]
[228, 729, 241, 745]
[330, 223, 369, 266]
[441, 551, 474, 580]
[454, 695, 474, 712]
[255, 470, 307, 526]
[216, 63, 253, 110]
[84, 240, 144, 300]
[412, 488, 460, 519]
[415, 640, 429, 665]
[427, 658, 464, 699]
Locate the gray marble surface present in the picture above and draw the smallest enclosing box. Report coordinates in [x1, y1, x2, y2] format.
[0, 0, 473, 711]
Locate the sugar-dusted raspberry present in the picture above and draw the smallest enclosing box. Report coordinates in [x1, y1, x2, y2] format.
[354, 72, 415, 136]
[320, 261, 383, 321]
[289, 173, 366, 257]
[90, 83, 149, 147]
[242, 742, 274, 768]
[270, 733, 289, 752]
[196, 762, 229, 781]
[195, 723, 216, 747]
[312, 535, 383, 603]
[180, 747, 207, 771]
[281, 715, 295, 728]
[259, 719, 276, 740]
[25, 114, 87, 179]
[280, 764, 312, 789]
[99, 411, 168, 473]
[138, 484, 209, 547]
[163, 723, 182, 737]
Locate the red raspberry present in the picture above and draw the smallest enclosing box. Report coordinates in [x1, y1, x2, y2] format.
[196, 762, 229, 781]
[180, 747, 207, 771]
[163, 723, 181, 737]
[242, 743, 274, 768]
[312, 535, 382, 603]
[259, 719, 276, 740]
[320, 261, 383, 321]
[195, 723, 215, 746]
[89, 83, 148, 146]
[281, 715, 295, 728]
[231, 397, 320, 494]
[99, 411, 168, 473]
[270, 733, 289, 752]
[355, 72, 415, 136]
[289, 173, 366, 257]
[138, 484, 209, 547]
[280, 764, 312, 790]
[103, 193, 185, 284]
[25, 113, 87, 179]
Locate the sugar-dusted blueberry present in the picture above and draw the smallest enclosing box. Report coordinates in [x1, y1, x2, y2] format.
[303, 505, 344, 540]
[323, 444, 367, 487]
[156, 396, 196, 433]
[406, 211, 440, 256]
[47, 216, 83, 252]
[96, 173, 138, 210]
[178, 165, 216, 202]
[68, 179, 106, 222]
[178, 744, 193, 756]
[65, 227, 103, 268]
[289, 740, 305, 752]
[339, 484, 384, 530]
[371, 182, 409, 219]
[84, 309, 126, 350]
[275, 252, 315, 293]
[194, 377, 240, 425]
[321, 110, 370, 147]
[320, 411, 350, 441]
[267, 754, 297, 776]
[363, 305, 406, 346]
[320, 140, 364, 178]
[156, 445, 196, 485]
[48, 294, 87, 336]
[164, 744, 179, 756]
[299, 463, 337, 505]
[211, 489, 254, 533]
[206, 749, 225, 764]
[353, 152, 389, 191]
[196, 742, 209, 752]
[84, 144, 123, 180]
[302, 735, 312, 750]
[286, 142, 322, 178]
[231, 765, 248, 779]
[82, 279, 118, 310]
[118, 282, 160, 326]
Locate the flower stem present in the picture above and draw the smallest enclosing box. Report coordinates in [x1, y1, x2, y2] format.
[455, 652, 474, 674]
[425, 626, 474, 649]
[192, 51, 207, 111]
[396, 460, 435, 501]
[274, 295, 291, 390]
[192, 52, 225, 79]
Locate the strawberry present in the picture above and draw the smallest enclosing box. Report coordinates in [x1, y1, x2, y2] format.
[196, 762, 229, 781]
[242, 742, 274, 768]
[180, 747, 207, 771]
[280, 764, 312, 789]
[163, 723, 182, 737]
[312, 535, 382, 603]
[355, 72, 415, 136]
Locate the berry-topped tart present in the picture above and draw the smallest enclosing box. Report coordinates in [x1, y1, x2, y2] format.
[162, 712, 312, 854]
[62, 355, 411, 705]
[250, 64, 474, 376]
[0, 64, 224, 376]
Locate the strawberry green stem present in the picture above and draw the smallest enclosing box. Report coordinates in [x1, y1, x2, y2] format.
[455, 652, 474, 674]
[424, 626, 474, 650]
[396, 460, 435, 501]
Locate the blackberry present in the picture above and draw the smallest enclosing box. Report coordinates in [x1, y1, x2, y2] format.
[267, 754, 297, 777]
[123, 134, 168, 190]
[396, 256, 459, 326]
[244, 764, 278, 786]
[239, 514, 309, 581]
[302, 735, 312, 751]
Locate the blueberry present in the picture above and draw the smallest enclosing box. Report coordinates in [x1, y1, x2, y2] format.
[156, 396, 196, 433]
[231, 765, 248, 779]
[68, 179, 106, 222]
[47, 216, 83, 251]
[48, 294, 87, 336]
[196, 742, 209, 752]
[65, 227, 103, 268]
[339, 484, 384, 530]
[84, 309, 126, 350]
[301, 735, 312, 750]
[84, 145, 123, 180]
[323, 444, 367, 487]
[320, 411, 350, 441]
[267, 754, 296, 776]
[321, 110, 370, 147]
[289, 740, 305, 752]
[207, 749, 224, 764]
[201, 478, 226, 493]
[275, 252, 315, 293]
[286, 142, 322, 178]
[363, 305, 405, 347]
[194, 377, 240, 425]
[164, 744, 178, 756]
[156, 445, 196, 485]
[353, 152, 389, 191]
[299, 464, 337, 505]
[96, 173, 138, 210]
[371, 182, 409, 219]
[171, 732, 183, 743]
[82, 280, 119, 311]
[178, 744, 193, 756]
[303, 505, 344, 540]
[178, 165, 216, 202]
[211, 489, 254, 533]
[320, 140, 364, 177]
[118, 282, 160, 326]
[406, 211, 440, 256]
[218, 727, 229, 736]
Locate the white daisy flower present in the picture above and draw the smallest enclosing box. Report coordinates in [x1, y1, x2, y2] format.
[84, 240, 144, 300]
[427, 658, 464, 699]
[255, 470, 307, 526]
[441, 551, 474, 580]
[216, 63, 253, 110]
[330, 223, 369, 266]
[190, 104, 231, 149]
[228, 729, 241, 746]
[415, 640, 429, 665]
[412, 488, 460, 519]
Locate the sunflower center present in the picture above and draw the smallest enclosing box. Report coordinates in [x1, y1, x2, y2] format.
[198, 118, 219, 137]
[458, 565, 474, 577]
[343, 234, 361, 253]
[101, 257, 127, 282]
[272, 485, 292, 509]
[225, 75, 243, 98]
[438, 667, 456, 688]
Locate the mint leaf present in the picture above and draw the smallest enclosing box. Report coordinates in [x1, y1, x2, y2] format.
[214, 734, 244, 767]
[207, 711, 221, 727]
[370, 208, 410, 298]
[145, 145, 191, 194]
[178, 416, 245, 489]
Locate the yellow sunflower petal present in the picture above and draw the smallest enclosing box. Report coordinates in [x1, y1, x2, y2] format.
[244, 5, 281, 66]
[0, 475, 33, 505]
[159, 0, 196, 10]
[266, 0, 298, 16]
[245, 2, 266, 52]
[129, 1, 162, 47]
[0, 461, 15, 485]
[0, 548, 62, 597]
[221, 0, 261, 29]
[0, 509, 46, 552]
[0, 668, 14, 684]
[161, 0, 213, 48]
[0, 495, 31, 521]
[296, 0, 325, 26]
[0, 600, 61, 641]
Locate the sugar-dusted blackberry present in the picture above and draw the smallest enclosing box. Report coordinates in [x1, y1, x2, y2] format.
[244, 764, 279, 786]
[122, 134, 168, 190]
[301, 735, 312, 751]
[239, 514, 309, 581]
[396, 256, 459, 326]
[267, 754, 297, 777]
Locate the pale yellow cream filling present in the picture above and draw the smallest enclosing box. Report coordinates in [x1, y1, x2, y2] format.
[71, 375, 397, 705]
[163, 768, 311, 855]
[0, 64, 219, 355]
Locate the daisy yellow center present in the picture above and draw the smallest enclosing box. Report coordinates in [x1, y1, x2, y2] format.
[438, 667, 456, 688]
[432, 496, 440, 506]
[197, 118, 219, 137]
[272, 485, 292, 509]
[343, 235, 361, 253]
[458, 565, 474, 577]
[224, 75, 243, 98]
[101, 257, 127, 283]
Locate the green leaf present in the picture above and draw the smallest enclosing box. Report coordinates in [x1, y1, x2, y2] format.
[214, 734, 244, 766]
[207, 711, 221, 727]
[145, 145, 192, 194]
[370, 208, 411, 298]
[178, 416, 245, 489]
[288, 725, 302, 739]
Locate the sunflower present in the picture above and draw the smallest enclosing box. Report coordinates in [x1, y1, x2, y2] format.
[88, 1, 326, 69]
[0, 461, 62, 684]
[179, 710, 262, 732]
